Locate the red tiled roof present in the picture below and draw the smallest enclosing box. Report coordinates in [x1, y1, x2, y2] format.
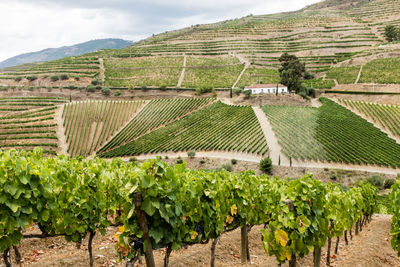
[245, 84, 286, 88]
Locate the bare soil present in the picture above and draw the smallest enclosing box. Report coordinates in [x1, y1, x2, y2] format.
[2, 214, 398, 267]
[230, 94, 310, 107]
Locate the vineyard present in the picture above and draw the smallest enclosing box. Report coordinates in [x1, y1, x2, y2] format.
[99, 101, 269, 157]
[0, 149, 389, 267]
[62, 100, 145, 157]
[99, 98, 214, 154]
[0, 56, 100, 82]
[339, 99, 400, 139]
[104, 57, 183, 87]
[262, 98, 400, 167]
[0, 97, 66, 155]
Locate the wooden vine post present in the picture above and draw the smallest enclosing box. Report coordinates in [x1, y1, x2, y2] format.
[240, 219, 248, 264]
[133, 192, 156, 267]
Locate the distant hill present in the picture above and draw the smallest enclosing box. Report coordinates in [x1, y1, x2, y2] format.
[0, 39, 132, 69]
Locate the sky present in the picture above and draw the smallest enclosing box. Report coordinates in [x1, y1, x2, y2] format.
[0, 0, 321, 61]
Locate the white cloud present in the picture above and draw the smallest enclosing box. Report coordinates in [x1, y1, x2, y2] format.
[0, 0, 320, 61]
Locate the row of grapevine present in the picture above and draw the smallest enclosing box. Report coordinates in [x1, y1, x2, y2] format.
[339, 99, 400, 139]
[0, 97, 66, 155]
[99, 98, 214, 154]
[262, 105, 327, 161]
[0, 149, 378, 267]
[390, 179, 400, 256]
[62, 100, 145, 157]
[99, 101, 269, 157]
[263, 98, 400, 168]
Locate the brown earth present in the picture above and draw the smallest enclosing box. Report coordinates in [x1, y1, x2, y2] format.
[2, 214, 398, 267]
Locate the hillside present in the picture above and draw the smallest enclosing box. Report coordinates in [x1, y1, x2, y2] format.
[0, 0, 399, 91]
[0, 38, 132, 69]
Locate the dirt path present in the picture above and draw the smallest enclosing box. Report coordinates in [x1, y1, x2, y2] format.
[355, 65, 363, 84]
[311, 98, 321, 108]
[331, 97, 400, 145]
[232, 53, 250, 89]
[99, 58, 105, 82]
[177, 54, 187, 87]
[126, 150, 262, 163]
[55, 104, 68, 155]
[252, 106, 289, 165]
[328, 214, 400, 267]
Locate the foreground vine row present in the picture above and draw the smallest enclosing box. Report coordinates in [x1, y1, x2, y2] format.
[0, 149, 380, 267]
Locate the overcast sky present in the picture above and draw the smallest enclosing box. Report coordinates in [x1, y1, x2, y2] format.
[0, 0, 321, 61]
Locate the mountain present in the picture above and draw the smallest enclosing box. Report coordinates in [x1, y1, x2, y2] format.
[0, 38, 132, 69]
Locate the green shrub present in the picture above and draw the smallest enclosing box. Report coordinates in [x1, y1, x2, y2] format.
[86, 85, 96, 93]
[383, 178, 396, 189]
[26, 75, 37, 82]
[91, 79, 102, 86]
[101, 87, 111, 96]
[195, 86, 213, 95]
[259, 157, 272, 174]
[164, 156, 169, 160]
[14, 77, 22, 82]
[160, 84, 167, 91]
[200, 159, 206, 164]
[129, 157, 137, 162]
[187, 150, 196, 158]
[50, 76, 59, 82]
[330, 174, 337, 181]
[141, 85, 148, 91]
[74, 76, 80, 81]
[233, 88, 243, 96]
[366, 175, 384, 188]
[176, 157, 183, 164]
[114, 90, 121, 97]
[324, 167, 329, 172]
[221, 163, 232, 172]
[231, 158, 237, 165]
[60, 74, 69, 80]
[244, 89, 251, 99]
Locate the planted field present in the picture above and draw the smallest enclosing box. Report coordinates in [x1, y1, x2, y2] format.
[326, 65, 361, 84]
[359, 58, 400, 84]
[262, 105, 327, 161]
[62, 100, 145, 157]
[236, 68, 280, 87]
[104, 56, 183, 87]
[181, 56, 243, 88]
[339, 99, 400, 139]
[99, 101, 268, 157]
[0, 56, 100, 80]
[0, 97, 66, 155]
[99, 98, 214, 153]
[263, 98, 400, 168]
[302, 77, 336, 89]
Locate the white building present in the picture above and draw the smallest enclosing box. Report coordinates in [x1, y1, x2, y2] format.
[244, 84, 288, 94]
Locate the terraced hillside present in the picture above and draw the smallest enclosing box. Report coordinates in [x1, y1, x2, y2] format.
[1, 0, 399, 90]
[99, 101, 269, 157]
[0, 56, 100, 86]
[98, 98, 214, 154]
[0, 97, 66, 155]
[262, 98, 400, 168]
[339, 99, 400, 139]
[62, 100, 145, 157]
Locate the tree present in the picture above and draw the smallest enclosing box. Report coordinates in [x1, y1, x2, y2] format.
[259, 157, 273, 174]
[384, 25, 399, 42]
[278, 53, 306, 93]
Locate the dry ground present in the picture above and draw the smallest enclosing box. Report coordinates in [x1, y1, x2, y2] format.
[1, 214, 398, 267]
